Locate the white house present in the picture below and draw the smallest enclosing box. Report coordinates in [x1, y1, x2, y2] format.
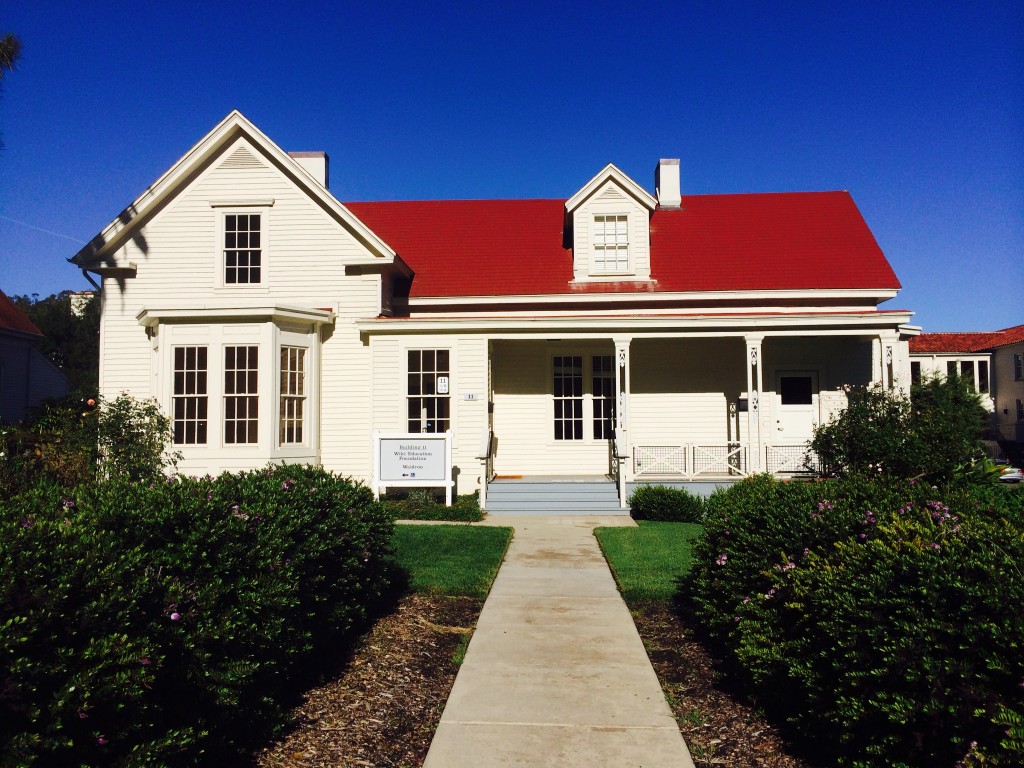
[71, 111, 917, 509]
[910, 324, 1024, 460]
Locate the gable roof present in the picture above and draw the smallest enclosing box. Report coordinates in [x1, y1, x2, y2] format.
[910, 324, 1024, 354]
[347, 190, 901, 299]
[564, 163, 657, 213]
[72, 110, 396, 271]
[0, 290, 42, 337]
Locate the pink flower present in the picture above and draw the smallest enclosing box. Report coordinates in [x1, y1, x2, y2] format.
[140, 657, 151, 666]
[715, 554, 728, 566]
[170, 612, 181, 621]
[97, 736, 107, 745]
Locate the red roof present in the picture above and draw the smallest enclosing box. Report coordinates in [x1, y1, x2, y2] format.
[345, 191, 900, 298]
[910, 324, 1024, 353]
[0, 290, 42, 336]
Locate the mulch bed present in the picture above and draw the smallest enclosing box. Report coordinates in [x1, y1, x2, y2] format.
[634, 604, 816, 768]
[255, 594, 481, 768]
[255, 595, 813, 768]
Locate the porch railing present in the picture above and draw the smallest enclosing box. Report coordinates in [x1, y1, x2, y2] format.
[633, 443, 749, 480]
[765, 444, 819, 474]
[633, 442, 819, 478]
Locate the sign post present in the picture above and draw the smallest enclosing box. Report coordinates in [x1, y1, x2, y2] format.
[373, 431, 454, 505]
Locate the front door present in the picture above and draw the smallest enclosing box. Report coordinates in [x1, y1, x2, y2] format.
[774, 371, 818, 443]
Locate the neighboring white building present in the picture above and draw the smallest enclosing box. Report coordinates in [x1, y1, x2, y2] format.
[71, 111, 918, 506]
[910, 325, 1024, 460]
[0, 290, 69, 424]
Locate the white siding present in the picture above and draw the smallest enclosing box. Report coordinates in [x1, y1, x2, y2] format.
[630, 339, 746, 446]
[491, 340, 613, 476]
[97, 135, 385, 478]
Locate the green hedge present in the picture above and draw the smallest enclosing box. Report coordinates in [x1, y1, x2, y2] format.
[687, 475, 1024, 767]
[378, 489, 484, 522]
[0, 465, 395, 766]
[628, 484, 705, 522]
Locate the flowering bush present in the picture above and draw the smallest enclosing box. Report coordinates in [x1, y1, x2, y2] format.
[687, 475, 1024, 767]
[0, 465, 395, 766]
[0, 394, 177, 496]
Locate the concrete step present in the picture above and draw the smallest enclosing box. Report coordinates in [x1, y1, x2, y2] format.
[485, 480, 627, 515]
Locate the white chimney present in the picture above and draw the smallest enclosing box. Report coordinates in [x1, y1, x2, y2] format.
[655, 158, 681, 208]
[289, 151, 330, 188]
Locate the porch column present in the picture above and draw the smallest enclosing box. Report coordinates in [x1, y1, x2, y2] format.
[873, 333, 897, 389]
[745, 334, 764, 472]
[613, 336, 632, 506]
[880, 331, 898, 390]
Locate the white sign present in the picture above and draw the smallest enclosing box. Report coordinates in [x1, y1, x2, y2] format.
[373, 431, 453, 505]
[437, 376, 449, 394]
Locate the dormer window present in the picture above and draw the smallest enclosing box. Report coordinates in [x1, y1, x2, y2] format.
[593, 214, 629, 273]
[565, 164, 656, 283]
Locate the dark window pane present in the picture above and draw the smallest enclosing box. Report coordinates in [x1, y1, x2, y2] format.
[780, 376, 813, 405]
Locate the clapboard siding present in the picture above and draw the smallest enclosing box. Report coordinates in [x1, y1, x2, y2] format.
[96, 134, 386, 477]
[491, 340, 613, 476]
[630, 339, 746, 445]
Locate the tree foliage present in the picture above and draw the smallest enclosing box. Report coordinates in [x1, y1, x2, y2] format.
[0, 33, 20, 76]
[13, 291, 100, 395]
[811, 375, 987, 482]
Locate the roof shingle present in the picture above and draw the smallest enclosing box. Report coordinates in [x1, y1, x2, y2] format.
[346, 191, 901, 299]
[0, 290, 42, 336]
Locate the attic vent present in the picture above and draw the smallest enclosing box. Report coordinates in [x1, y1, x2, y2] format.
[599, 185, 625, 200]
[221, 146, 264, 169]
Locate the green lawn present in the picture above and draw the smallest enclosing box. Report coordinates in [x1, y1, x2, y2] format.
[595, 522, 704, 604]
[391, 524, 513, 598]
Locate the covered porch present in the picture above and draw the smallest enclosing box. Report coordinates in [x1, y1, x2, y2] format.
[479, 325, 909, 509]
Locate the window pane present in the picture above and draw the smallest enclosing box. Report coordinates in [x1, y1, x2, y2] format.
[225, 345, 258, 444]
[173, 345, 208, 445]
[780, 376, 813, 405]
[407, 349, 451, 434]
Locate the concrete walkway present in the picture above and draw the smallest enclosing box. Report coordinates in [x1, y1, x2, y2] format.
[423, 516, 695, 768]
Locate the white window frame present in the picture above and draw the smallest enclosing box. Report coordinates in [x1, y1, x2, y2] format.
[172, 345, 209, 445]
[279, 345, 307, 447]
[592, 354, 615, 440]
[223, 345, 259, 445]
[591, 213, 630, 275]
[156, 318, 321, 465]
[549, 353, 617, 443]
[406, 348, 452, 434]
[553, 355, 584, 441]
[212, 203, 272, 290]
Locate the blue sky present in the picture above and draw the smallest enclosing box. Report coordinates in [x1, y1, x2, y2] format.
[1, 1, 1020, 332]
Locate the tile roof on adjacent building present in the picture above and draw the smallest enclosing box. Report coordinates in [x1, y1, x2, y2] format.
[0, 290, 42, 336]
[346, 190, 901, 298]
[909, 324, 1024, 353]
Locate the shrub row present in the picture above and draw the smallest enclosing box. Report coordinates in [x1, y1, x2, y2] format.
[0, 465, 395, 766]
[628, 484, 705, 522]
[377, 489, 484, 522]
[687, 476, 1024, 767]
